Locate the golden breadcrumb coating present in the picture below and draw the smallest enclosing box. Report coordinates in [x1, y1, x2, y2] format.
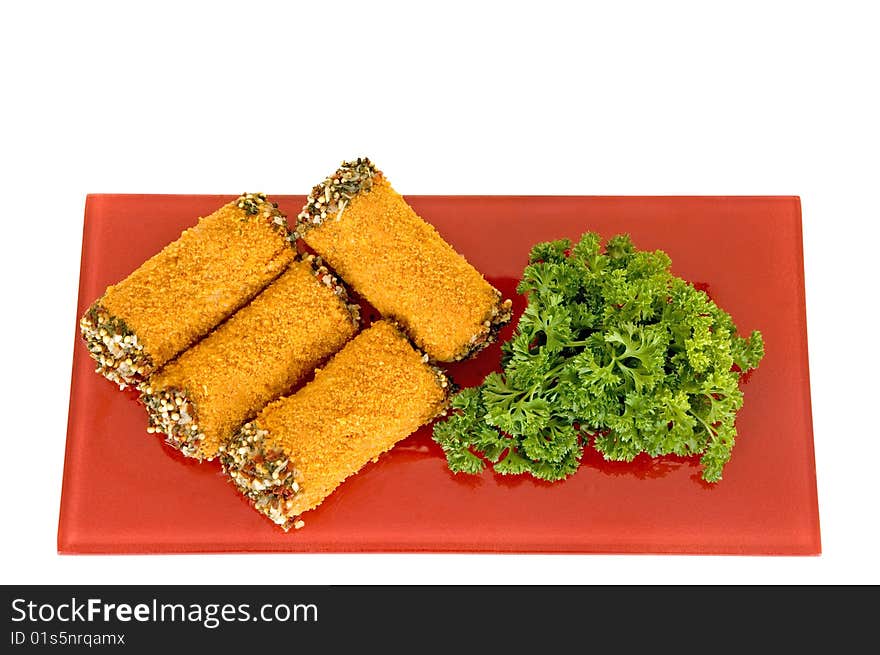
[301, 168, 510, 361]
[81, 195, 294, 386]
[221, 320, 450, 529]
[143, 259, 359, 459]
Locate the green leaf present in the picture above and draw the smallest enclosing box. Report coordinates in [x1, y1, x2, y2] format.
[528, 238, 571, 264]
[495, 447, 534, 475]
[431, 231, 764, 484]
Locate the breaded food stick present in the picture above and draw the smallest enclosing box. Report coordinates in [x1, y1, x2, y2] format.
[142, 256, 360, 460]
[293, 158, 512, 362]
[220, 320, 450, 530]
[80, 193, 295, 388]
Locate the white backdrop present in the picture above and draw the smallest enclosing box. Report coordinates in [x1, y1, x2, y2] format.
[1, 1, 877, 584]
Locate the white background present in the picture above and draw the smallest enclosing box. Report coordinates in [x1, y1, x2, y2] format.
[1, 1, 877, 584]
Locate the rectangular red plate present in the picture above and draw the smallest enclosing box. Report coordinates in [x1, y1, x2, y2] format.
[59, 195, 819, 554]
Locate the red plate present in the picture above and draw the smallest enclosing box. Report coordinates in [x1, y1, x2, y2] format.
[59, 195, 819, 554]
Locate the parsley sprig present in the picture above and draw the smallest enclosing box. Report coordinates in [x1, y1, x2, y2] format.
[433, 233, 764, 483]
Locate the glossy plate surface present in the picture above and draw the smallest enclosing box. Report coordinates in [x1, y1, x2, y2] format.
[60, 195, 819, 554]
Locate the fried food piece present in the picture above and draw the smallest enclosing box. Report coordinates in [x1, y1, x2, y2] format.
[293, 158, 512, 362]
[220, 320, 450, 530]
[80, 194, 295, 388]
[142, 256, 360, 460]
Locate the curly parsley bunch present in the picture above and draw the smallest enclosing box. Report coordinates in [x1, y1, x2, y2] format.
[433, 233, 764, 483]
